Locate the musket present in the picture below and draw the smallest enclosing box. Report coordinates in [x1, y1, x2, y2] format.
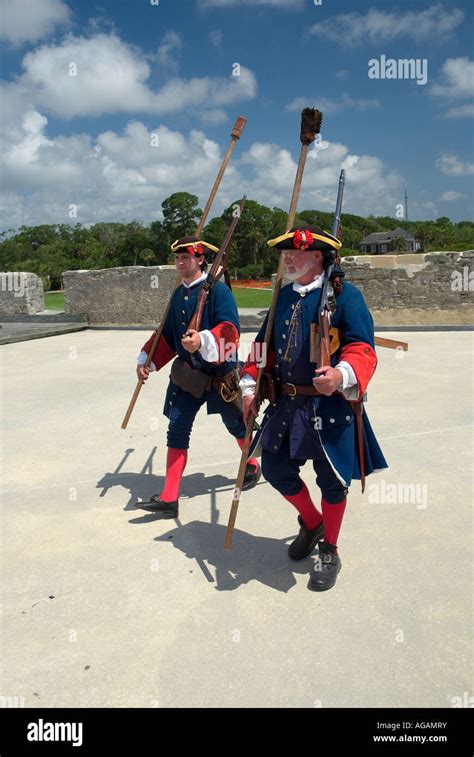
[332, 168, 345, 240]
[330, 169, 408, 353]
[310, 169, 344, 364]
[315, 259, 336, 368]
[313, 243, 369, 492]
[183, 197, 248, 416]
[121, 116, 247, 429]
[184, 197, 261, 422]
[224, 108, 323, 550]
[185, 197, 246, 336]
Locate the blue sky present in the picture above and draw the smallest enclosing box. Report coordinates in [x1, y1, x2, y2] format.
[1, 0, 473, 229]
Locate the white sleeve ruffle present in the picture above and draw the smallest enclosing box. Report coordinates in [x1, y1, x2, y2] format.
[137, 351, 157, 371]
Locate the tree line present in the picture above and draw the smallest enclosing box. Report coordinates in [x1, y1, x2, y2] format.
[0, 192, 472, 290]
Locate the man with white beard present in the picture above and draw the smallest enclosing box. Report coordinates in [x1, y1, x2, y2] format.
[240, 225, 387, 592]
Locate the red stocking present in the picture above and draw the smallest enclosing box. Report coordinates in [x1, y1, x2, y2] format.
[160, 448, 188, 502]
[236, 437, 259, 470]
[321, 497, 347, 552]
[284, 483, 323, 530]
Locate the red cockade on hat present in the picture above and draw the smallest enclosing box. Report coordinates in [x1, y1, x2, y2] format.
[186, 243, 203, 256]
[292, 229, 314, 250]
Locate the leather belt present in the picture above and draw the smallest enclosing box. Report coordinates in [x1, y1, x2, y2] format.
[211, 369, 237, 390]
[281, 382, 323, 397]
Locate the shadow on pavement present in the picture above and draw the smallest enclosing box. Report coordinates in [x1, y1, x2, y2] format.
[153, 520, 312, 593]
[96, 449, 309, 593]
[96, 447, 266, 515]
[97, 470, 265, 509]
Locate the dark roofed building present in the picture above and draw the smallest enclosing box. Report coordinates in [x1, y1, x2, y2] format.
[359, 227, 421, 254]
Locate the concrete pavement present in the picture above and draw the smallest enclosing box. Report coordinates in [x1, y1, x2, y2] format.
[0, 329, 472, 708]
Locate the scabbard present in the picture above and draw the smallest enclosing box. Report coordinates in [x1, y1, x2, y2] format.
[350, 400, 366, 493]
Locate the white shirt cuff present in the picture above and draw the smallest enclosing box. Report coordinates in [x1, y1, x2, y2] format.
[335, 360, 359, 399]
[137, 351, 157, 371]
[198, 330, 219, 363]
[239, 373, 257, 397]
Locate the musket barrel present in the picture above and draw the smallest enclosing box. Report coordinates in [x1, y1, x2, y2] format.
[332, 169, 345, 238]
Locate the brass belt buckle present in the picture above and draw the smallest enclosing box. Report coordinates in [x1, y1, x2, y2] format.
[286, 383, 297, 397]
[220, 382, 239, 403]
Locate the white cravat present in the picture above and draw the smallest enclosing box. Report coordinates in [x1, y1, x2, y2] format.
[292, 271, 325, 294]
[183, 272, 207, 289]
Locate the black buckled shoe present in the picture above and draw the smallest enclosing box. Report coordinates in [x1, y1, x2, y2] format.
[242, 462, 262, 491]
[288, 515, 325, 560]
[308, 542, 341, 592]
[135, 495, 178, 518]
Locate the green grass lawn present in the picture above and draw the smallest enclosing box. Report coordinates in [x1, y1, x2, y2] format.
[44, 291, 65, 310]
[44, 288, 271, 311]
[232, 287, 272, 308]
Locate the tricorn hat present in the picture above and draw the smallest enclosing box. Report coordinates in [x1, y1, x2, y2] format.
[267, 225, 342, 253]
[170, 235, 219, 255]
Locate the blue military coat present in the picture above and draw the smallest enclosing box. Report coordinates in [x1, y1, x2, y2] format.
[249, 281, 388, 487]
[160, 277, 241, 417]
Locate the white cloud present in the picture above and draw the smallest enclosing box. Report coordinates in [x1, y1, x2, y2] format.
[199, 109, 229, 125]
[286, 93, 380, 115]
[154, 31, 182, 70]
[0, 105, 243, 226]
[2, 109, 94, 197]
[238, 138, 401, 217]
[419, 201, 439, 219]
[430, 57, 474, 99]
[0, 29, 258, 228]
[0, 0, 71, 45]
[154, 66, 257, 113]
[445, 103, 474, 119]
[5, 110, 52, 166]
[13, 32, 256, 119]
[0, 104, 403, 228]
[436, 154, 474, 176]
[309, 4, 464, 46]
[441, 191, 465, 201]
[20, 34, 152, 118]
[429, 57, 474, 118]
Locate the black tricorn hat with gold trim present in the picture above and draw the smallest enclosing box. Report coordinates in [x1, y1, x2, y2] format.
[267, 225, 342, 253]
[170, 235, 219, 256]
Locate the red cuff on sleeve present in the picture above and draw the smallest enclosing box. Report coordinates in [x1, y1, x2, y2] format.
[209, 321, 239, 362]
[243, 344, 276, 380]
[339, 341, 377, 399]
[141, 333, 176, 371]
